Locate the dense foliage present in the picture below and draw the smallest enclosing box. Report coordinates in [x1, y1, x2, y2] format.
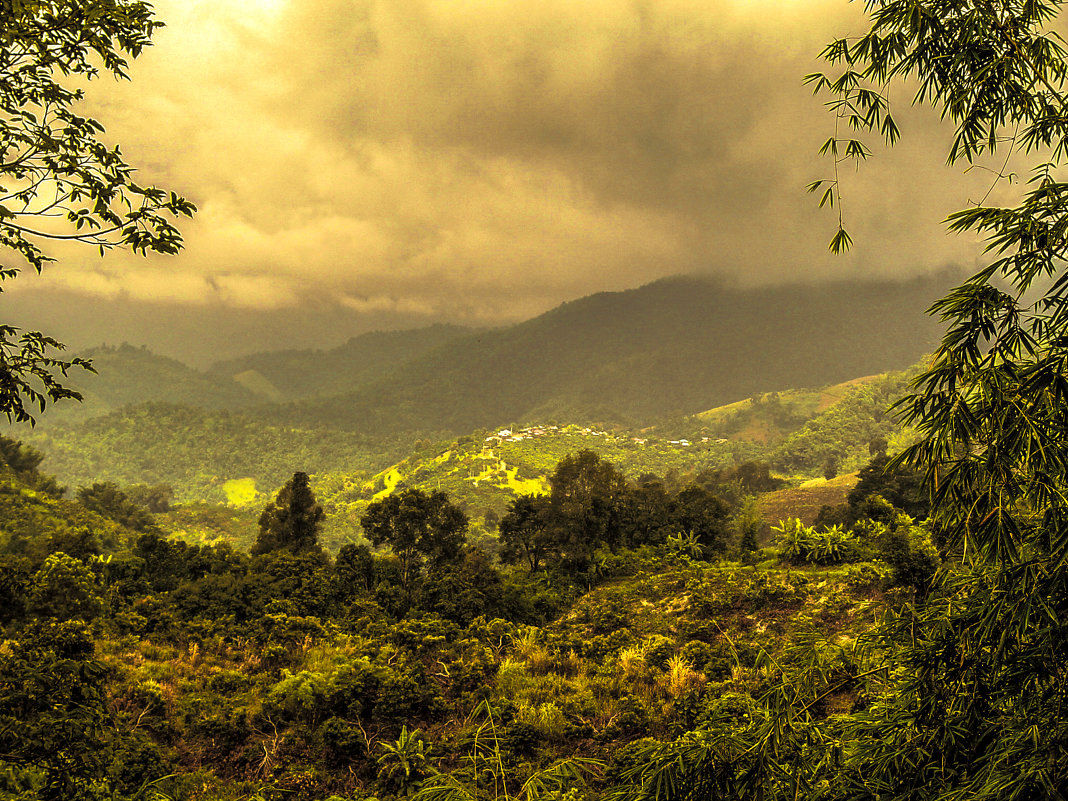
[0, 435, 916, 801]
[7, 1, 1068, 800]
[606, 2, 1068, 800]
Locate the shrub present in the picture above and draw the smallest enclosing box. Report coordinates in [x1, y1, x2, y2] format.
[319, 716, 368, 766]
[774, 518, 861, 566]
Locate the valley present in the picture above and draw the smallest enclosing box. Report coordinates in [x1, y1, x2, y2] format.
[0, 302, 936, 800]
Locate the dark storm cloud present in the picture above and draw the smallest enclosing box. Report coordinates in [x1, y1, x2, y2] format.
[10, 0, 997, 355]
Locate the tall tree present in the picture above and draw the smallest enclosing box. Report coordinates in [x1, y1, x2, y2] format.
[252, 471, 325, 556]
[498, 493, 554, 571]
[0, 1, 195, 424]
[360, 488, 467, 595]
[669, 484, 731, 557]
[548, 449, 628, 566]
[808, 3, 1068, 795]
[617, 478, 674, 548]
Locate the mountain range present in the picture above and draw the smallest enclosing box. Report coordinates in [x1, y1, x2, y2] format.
[234, 273, 950, 433]
[45, 272, 953, 436]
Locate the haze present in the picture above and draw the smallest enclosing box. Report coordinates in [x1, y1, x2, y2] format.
[6, 0, 996, 365]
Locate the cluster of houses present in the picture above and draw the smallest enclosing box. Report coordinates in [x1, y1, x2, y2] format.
[481, 425, 726, 449]
[483, 424, 615, 444]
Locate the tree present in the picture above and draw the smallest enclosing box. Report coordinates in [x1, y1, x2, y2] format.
[0, 433, 63, 494]
[806, 4, 1068, 793]
[28, 551, 102, 620]
[336, 542, 375, 598]
[77, 480, 156, 532]
[0, 620, 110, 800]
[547, 449, 628, 566]
[0, 1, 195, 424]
[0, 433, 43, 473]
[618, 479, 674, 548]
[418, 548, 506, 625]
[123, 482, 174, 513]
[821, 454, 839, 481]
[669, 484, 731, 558]
[252, 471, 325, 556]
[361, 488, 467, 595]
[498, 493, 554, 571]
[847, 452, 929, 520]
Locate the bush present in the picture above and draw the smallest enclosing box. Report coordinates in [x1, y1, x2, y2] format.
[774, 519, 861, 566]
[319, 716, 368, 766]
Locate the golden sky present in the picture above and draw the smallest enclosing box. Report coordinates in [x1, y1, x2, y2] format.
[8, 0, 999, 361]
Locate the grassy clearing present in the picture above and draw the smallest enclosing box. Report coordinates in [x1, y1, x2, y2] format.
[372, 467, 403, 500]
[756, 473, 858, 534]
[222, 477, 259, 507]
[815, 375, 881, 412]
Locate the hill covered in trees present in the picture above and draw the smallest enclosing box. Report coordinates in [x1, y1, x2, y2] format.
[20, 364, 919, 547]
[206, 325, 476, 403]
[0, 422, 937, 801]
[31, 273, 950, 437]
[262, 273, 950, 433]
[6, 0, 1068, 799]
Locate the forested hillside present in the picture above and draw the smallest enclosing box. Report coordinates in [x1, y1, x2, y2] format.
[267, 274, 949, 433]
[20, 365, 919, 550]
[6, 0, 1068, 799]
[0, 428, 937, 801]
[24, 404, 409, 506]
[37, 345, 262, 423]
[26, 274, 949, 437]
[207, 325, 475, 403]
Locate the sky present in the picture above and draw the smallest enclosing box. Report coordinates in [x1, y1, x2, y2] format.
[7, 0, 998, 365]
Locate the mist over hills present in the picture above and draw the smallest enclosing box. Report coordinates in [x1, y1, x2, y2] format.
[258, 273, 951, 434]
[38, 344, 260, 423]
[40, 272, 953, 437]
[206, 324, 475, 402]
[13, 271, 953, 507]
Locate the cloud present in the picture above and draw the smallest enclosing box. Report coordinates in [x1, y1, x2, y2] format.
[21, 0, 996, 352]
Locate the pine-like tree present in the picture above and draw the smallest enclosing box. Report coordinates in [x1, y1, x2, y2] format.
[252, 472, 325, 556]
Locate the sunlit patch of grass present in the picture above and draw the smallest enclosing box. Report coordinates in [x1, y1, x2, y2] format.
[495, 658, 533, 697]
[372, 468, 403, 500]
[516, 701, 569, 742]
[466, 459, 547, 496]
[503, 465, 547, 495]
[222, 477, 259, 507]
[510, 629, 554, 675]
[618, 644, 648, 680]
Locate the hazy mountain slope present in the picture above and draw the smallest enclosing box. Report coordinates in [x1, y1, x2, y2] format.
[206, 324, 475, 401]
[24, 326, 475, 425]
[25, 403, 406, 504]
[275, 274, 950, 435]
[31, 344, 262, 424]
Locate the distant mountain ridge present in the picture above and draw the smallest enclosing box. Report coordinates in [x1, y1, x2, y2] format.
[264, 273, 952, 434]
[206, 323, 475, 401]
[44, 344, 260, 423]
[35, 272, 953, 435]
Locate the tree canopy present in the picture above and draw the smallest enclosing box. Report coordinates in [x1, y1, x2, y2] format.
[0, 1, 194, 424]
[360, 488, 468, 595]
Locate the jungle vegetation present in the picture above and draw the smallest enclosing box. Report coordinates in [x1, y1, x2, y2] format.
[4, 1, 1068, 801]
